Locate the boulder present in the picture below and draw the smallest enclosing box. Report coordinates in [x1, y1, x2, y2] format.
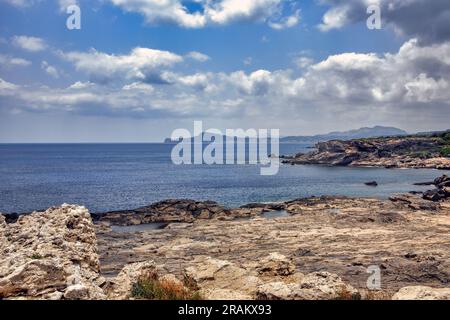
[390, 194, 440, 211]
[0, 205, 106, 300]
[434, 175, 450, 188]
[107, 261, 158, 299]
[184, 257, 261, 299]
[392, 286, 450, 300]
[423, 189, 444, 202]
[256, 253, 296, 277]
[256, 272, 359, 300]
[256, 282, 295, 300]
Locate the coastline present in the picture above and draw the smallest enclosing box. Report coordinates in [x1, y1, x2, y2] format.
[1, 176, 449, 300]
[281, 133, 450, 170]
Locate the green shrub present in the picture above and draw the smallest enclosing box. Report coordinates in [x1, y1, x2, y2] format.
[335, 287, 362, 300]
[131, 274, 202, 300]
[443, 132, 450, 142]
[30, 253, 43, 260]
[411, 151, 432, 159]
[440, 146, 450, 157]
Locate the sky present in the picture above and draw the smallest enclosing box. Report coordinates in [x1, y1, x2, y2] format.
[0, 0, 449, 142]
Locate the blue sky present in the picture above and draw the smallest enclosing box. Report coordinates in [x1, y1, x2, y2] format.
[0, 0, 449, 142]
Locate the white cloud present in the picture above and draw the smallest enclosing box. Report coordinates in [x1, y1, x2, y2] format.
[318, 5, 350, 32]
[58, 0, 78, 12]
[109, 0, 207, 28]
[3, 39, 450, 131]
[268, 9, 300, 30]
[177, 73, 213, 91]
[68, 81, 94, 90]
[293, 56, 314, 69]
[41, 61, 60, 78]
[186, 51, 210, 62]
[12, 35, 47, 52]
[205, 0, 279, 24]
[122, 82, 154, 92]
[1, 0, 36, 7]
[318, 0, 450, 44]
[0, 54, 32, 67]
[108, 0, 299, 29]
[60, 47, 184, 83]
[0, 77, 18, 92]
[405, 73, 450, 103]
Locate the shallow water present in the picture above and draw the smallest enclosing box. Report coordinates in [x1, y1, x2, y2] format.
[261, 210, 290, 219]
[0, 143, 447, 213]
[110, 223, 168, 233]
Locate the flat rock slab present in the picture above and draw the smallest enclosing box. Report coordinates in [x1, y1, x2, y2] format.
[96, 197, 450, 295]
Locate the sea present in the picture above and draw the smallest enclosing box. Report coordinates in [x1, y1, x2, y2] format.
[0, 143, 447, 213]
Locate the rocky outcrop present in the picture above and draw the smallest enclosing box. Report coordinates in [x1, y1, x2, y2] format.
[282, 134, 450, 169]
[98, 193, 450, 299]
[392, 286, 450, 300]
[422, 175, 450, 202]
[389, 194, 441, 211]
[92, 199, 292, 226]
[107, 261, 158, 300]
[182, 256, 358, 300]
[0, 205, 106, 300]
[92, 199, 235, 226]
[256, 253, 296, 277]
[2, 187, 450, 300]
[184, 257, 261, 299]
[256, 272, 359, 300]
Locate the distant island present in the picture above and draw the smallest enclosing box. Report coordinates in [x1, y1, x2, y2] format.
[279, 126, 408, 143]
[164, 126, 408, 144]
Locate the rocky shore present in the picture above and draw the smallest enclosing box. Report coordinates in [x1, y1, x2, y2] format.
[281, 132, 450, 169]
[1, 178, 449, 300]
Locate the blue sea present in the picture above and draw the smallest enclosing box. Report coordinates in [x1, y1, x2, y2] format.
[0, 143, 447, 213]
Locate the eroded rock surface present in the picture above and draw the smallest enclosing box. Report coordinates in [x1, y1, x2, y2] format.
[97, 195, 450, 298]
[92, 199, 234, 226]
[2, 192, 450, 300]
[0, 205, 106, 300]
[184, 257, 262, 298]
[256, 272, 359, 300]
[393, 286, 450, 300]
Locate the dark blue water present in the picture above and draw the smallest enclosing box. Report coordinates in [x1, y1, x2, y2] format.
[0, 143, 447, 213]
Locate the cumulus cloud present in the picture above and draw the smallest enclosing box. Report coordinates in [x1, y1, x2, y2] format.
[318, 0, 450, 44]
[12, 35, 47, 52]
[107, 0, 300, 29]
[59, 47, 184, 84]
[2, 39, 450, 130]
[110, 0, 206, 28]
[293, 55, 314, 69]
